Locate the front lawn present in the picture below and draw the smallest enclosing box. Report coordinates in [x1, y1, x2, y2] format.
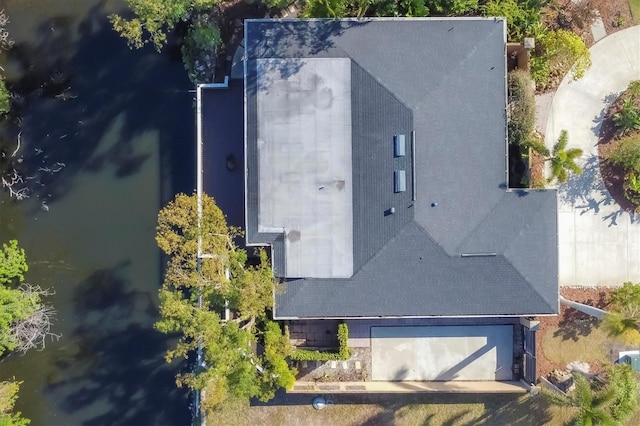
[630, 0, 640, 24]
[208, 393, 579, 426]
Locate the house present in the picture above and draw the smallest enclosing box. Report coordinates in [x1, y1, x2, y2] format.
[200, 17, 558, 385]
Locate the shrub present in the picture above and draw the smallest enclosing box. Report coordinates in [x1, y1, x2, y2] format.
[614, 98, 640, 136]
[609, 133, 640, 174]
[532, 29, 591, 87]
[181, 17, 222, 84]
[288, 323, 351, 361]
[482, 0, 543, 41]
[508, 70, 536, 147]
[424, 0, 478, 15]
[0, 78, 9, 115]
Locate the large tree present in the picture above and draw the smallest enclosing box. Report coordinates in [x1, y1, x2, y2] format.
[155, 193, 294, 414]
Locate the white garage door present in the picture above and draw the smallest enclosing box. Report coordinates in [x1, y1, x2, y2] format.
[371, 325, 513, 381]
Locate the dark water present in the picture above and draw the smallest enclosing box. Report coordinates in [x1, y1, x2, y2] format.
[0, 0, 193, 424]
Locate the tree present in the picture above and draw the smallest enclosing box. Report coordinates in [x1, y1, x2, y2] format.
[568, 373, 617, 426]
[0, 77, 10, 115]
[601, 282, 640, 345]
[0, 240, 28, 285]
[0, 381, 29, 426]
[110, 0, 220, 51]
[546, 130, 583, 184]
[155, 193, 295, 414]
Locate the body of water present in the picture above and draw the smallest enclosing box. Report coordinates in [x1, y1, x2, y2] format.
[0, 0, 194, 424]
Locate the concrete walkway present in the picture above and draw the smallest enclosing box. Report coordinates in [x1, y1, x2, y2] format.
[290, 380, 528, 394]
[544, 26, 640, 287]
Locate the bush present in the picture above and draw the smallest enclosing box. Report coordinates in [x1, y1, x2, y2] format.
[614, 98, 640, 136]
[609, 133, 640, 174]
[482, 0, 544, 41]
[532, 29, 591, 87]
[181, 17, 222, 84]
[0, 78, 9, 115]
[288, 323, 351, 361]
[508, 70, 536, 147]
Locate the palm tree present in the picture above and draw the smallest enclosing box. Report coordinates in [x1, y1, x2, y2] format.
[548, 130, 583, 184]
[561, 374, 617, 426]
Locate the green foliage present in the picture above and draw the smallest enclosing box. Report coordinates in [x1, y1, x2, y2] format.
[288, 323, 351, 361]
[181, 17, 222, 84]
[627, 173, 640, 194]
[609, 133, 640, 174]
[570, 373, 617, 426]
[548, 130, 583, 184]
[0, 286, 40, 356]
[424, 0, 478, 15]
[613, 98, 640, 136]
[337, 322, 350, 360]
[110, 0, 220, 51]
[0, 381, 29, 426]
[302, 0, 349, 18]
[610, 282, 640, 308]
[482, 0, 544, 41]
[606, 363, 639, 422]
[228, 248, 274, 325]
[0, 241, 28, 285]
[288, 348, 344, 361]
[259, 322, 296, 401]
[601, 282, 640, 345]
[507, 69, 536, 148]
[155, 193, 295, 412]
[532, 29, 591, 87]
[0, 78, 10, 115]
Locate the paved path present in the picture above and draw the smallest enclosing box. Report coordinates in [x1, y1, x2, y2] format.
[544, 26, 640, 287]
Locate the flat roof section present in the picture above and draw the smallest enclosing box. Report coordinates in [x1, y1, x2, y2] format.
[256, 58, 353, 278]
[201, 82, 245, 233]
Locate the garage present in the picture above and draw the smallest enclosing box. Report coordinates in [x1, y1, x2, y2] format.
[371, 325, 513, 381]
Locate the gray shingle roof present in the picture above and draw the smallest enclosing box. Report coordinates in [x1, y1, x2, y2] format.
[245, 18, 559, 318]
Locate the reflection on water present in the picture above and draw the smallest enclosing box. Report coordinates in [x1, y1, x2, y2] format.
[0, 0, 193, 424]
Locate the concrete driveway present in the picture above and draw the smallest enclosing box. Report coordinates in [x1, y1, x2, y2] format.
[544, 26, 640, 287]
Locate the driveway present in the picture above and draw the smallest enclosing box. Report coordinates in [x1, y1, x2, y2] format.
[544, 26, 640, 287]
[370, 326, 513, 381]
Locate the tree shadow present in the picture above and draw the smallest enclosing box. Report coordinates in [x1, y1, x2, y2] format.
[44, 262, 190, 425]
[553, 292, 609, 342]
[3, 0, 194, 209]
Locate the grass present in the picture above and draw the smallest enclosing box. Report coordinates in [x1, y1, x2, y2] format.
[207, 393, 580, 426]
[631, 0, 640, 25]
[541, 321, 610, 366]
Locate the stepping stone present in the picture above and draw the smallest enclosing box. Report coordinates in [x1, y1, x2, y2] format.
[301, 361, 307, 368]
[342, 362, 348, 370]
[330, 361, 337, 369]
[591, 12, 606, 42]
[355, 361, 362, 370]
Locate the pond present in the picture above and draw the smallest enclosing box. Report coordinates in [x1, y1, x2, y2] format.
[0, 0, 193, 424]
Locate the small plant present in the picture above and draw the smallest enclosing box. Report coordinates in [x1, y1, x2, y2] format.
[614, 98, 640, 136]
[623, 172, 640, 207]
[0, 77, 9, 114]
[609, 133, 640, 174]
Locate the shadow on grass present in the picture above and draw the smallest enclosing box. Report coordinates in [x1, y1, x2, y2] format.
[553, 292, 609, 342]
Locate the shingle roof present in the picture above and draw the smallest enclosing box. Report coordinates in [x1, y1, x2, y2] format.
[244, 18, 559, 318]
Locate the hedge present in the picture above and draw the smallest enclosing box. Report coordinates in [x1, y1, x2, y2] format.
[288, 323, 351, 362]
[508, 69, 536, 148]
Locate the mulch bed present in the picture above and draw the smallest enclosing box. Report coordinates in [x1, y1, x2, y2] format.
[597, 88, 640, 213]
[536, 287, 614, 380]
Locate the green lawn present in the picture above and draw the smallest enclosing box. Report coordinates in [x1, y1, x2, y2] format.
[207, 393, 577, 426]
[631, 0, 640, 25]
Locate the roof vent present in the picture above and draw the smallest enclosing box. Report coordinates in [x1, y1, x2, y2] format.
[394, 135, 406, 157]
[460, 252, 497, 258]
[394, 170, 406, 193]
